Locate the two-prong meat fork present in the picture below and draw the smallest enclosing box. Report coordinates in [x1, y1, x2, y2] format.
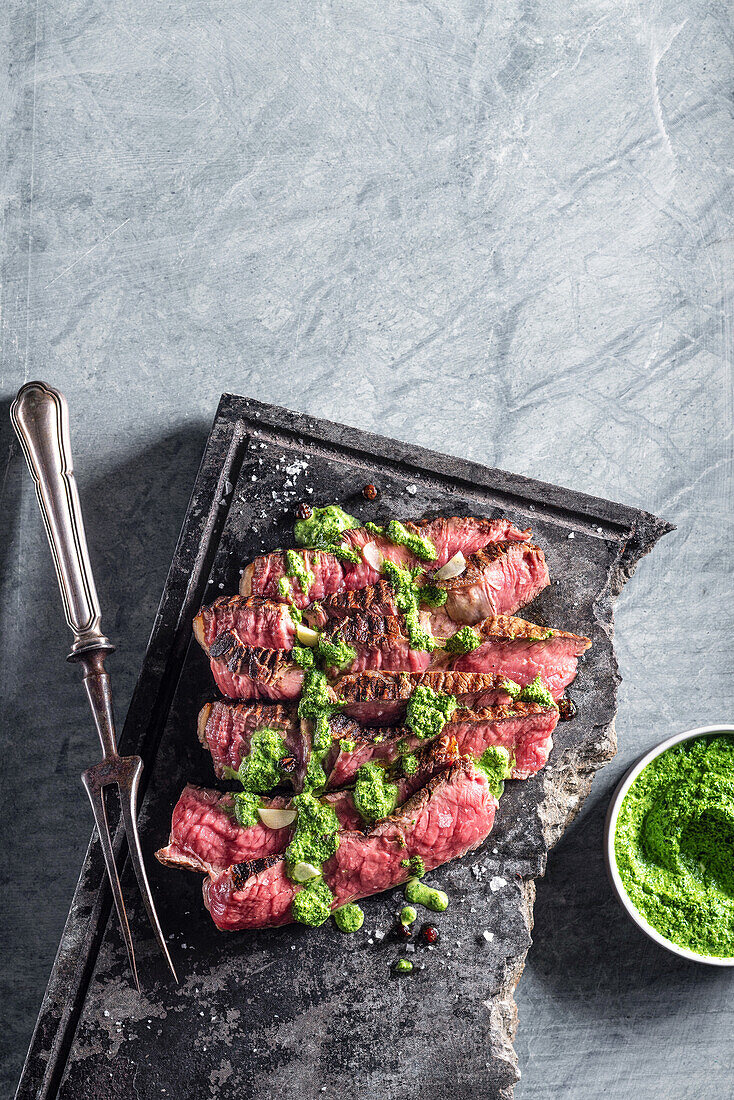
[11, 381, 177, 989]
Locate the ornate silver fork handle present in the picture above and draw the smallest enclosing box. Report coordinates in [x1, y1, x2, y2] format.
[11, 381, 177, 988]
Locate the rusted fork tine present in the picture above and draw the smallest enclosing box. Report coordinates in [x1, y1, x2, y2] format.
[11, 381, 176, 987]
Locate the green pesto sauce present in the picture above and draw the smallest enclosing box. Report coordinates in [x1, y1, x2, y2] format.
[284, 548, 315, 599]
[293, 504, 361, 564]
[393, 958, 413, 974]
[354, 762, 399, 823]
[292, 644, 315, 669]
[277, 576, 291, 601]
[292, 878, 334, 927]
[517, 673, 556, 708]
[316, 633, 357, 671]
[381, 561, 437, 652]
[295, 666, 343, 793]
[401, 752, 419, 776]
[286, 792, 340, 870]
[476, 746, 513, 800]
[406, 685, 457, 741]
[614, 734, 734, 958]
[224, 728, 289, 793]
[400, 855, 425, 877]
[334, 903, 364, 933]
[405, 877, 449, 912]
[340, 738, 356, 753]
[500, 678, 522, 699]
[384, 519, 437, 562]
[231, 791, 261, 828]
[443, 626, 482, 656]
[400, 905, 417, 926]
[419, 584, 447, 608]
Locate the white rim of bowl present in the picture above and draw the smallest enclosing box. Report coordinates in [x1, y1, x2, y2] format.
[604, 723, 734, 967]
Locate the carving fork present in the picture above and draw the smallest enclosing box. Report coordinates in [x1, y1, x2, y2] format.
[11, 381, 177, 989]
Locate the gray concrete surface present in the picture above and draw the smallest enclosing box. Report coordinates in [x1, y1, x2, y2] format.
[1, 0, 732, 1096]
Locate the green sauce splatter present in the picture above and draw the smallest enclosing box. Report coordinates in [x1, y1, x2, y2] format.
[384, 519, 437, 562]
[230, 791, 261, 828]
[615, 734, 734, 958]
[334, 903, 364, 933]
[405, 877, 449, 912]
[382, 561, 437, 652]
[419, 584, 447, 608]
[400, 855, 425, 877]
[517, 674, 556, 708]
[291, 879, 334, 927]
[284, 548, 315, 599]
[222, 728, 289, 793]
[293, 504, 361, 564]
[405, 685, 457, 740]
[316, 633, 357, 671]
[400, 905, 417, 926]
[393, 958, 413, 974]
[354, 762, 399, 823]
[401, 752, 419, 776]
[443, 626, 482, 655]
[476, 746, 513, 799]
[340, 738, 356, 753]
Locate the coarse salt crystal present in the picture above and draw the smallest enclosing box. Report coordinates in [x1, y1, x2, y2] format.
[406, 484, 417, 495]
[568, 532, 575, 539]
[483, 930, 495, 942]
[489, 877, 506, 892]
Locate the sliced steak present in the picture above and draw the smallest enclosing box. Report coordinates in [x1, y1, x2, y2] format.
[332, 669, 514, 724]
[194, 596, 297, 652]
[203, 759, 497, 931]
[447, 615, 591, 699]
[323, 701, 558, 788]
[156, 740, 458, 877]
[198, 700, 308, 783]
[240, 516, 531, 608]
[155, 786, 296, 874]
[437, 542, 549, 624]
[208, 633, 304, 701]
[322, 613, 433, 676]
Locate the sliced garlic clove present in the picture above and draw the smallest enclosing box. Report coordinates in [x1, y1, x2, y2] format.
[257, 807, 298, 829]
[362, 541, 384, 571]
[433, 551, 466, 581]
[295, 622, 320, 647]
[291, 861, 322, 882]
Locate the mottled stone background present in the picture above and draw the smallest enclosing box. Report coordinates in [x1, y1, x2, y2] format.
[1, 0, 732, 1096]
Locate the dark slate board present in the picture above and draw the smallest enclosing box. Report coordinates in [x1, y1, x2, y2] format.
[15, 395, 671, 1100]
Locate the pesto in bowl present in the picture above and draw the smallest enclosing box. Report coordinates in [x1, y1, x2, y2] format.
[613, 733, 734, 960]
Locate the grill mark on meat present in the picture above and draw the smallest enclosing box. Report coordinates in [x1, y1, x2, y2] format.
[333, 669, 513, 724]
[203, 760, 498, 931]
[231, 855, 283, 891]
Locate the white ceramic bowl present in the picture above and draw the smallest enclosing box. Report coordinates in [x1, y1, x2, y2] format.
[604, 723, 734, 967]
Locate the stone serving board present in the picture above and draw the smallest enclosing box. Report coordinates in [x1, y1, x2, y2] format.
[16, 395, 671, 1100]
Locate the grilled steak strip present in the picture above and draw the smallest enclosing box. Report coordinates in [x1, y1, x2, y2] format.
[332, 669, 515, 724]
[323, 701, 558, 788]
[446, 615, 591, 699]
[194, 595, 297, 652]
[156, 739, 459, 876]
[437, 541, 549, 624]
[203, 759, 497, 931]
[240, 516, 531, 609]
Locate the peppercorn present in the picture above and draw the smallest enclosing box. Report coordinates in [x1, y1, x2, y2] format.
[394, 922, 413, 941]
[296, 503, 312, 521]
[362, 483, 378, 501]
[557, 698, 577, 722]
[419, 923, 439, 945]
[278, 755, 297, 774]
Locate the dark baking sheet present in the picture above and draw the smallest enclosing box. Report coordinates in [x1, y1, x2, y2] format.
[15, 395, 671, 1100]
